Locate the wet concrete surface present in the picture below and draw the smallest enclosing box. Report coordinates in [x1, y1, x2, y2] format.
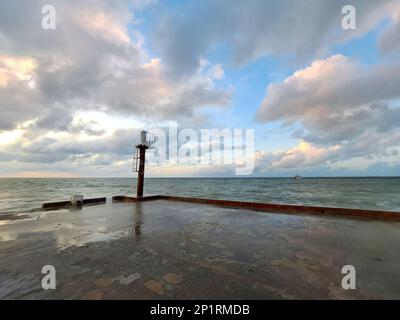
[1, 200, 400, 299]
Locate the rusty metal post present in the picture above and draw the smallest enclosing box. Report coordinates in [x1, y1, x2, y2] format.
[136, 145, 146, 198]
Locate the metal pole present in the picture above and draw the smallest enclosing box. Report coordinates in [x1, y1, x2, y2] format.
[137, 146, 146, 198]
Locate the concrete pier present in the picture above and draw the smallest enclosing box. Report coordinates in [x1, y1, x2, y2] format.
[1, 200, 400, 299]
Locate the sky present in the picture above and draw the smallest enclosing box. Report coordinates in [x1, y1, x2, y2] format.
[0, 0, 400, 177]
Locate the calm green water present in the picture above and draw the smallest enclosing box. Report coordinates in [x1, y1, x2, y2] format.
[0, 177, 399, 214]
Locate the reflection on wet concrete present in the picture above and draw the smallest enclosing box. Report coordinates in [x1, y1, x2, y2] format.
[0, 200, 400, 299]
[134, 203, 143, 242]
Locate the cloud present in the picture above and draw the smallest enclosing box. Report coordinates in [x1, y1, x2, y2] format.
[152, 0, 399, 76]
[380, 14, 400, 53]
[0, 0, 230, 131]
[254, 142, 341, 171]
[256, 55, 400, 144]
[2, 127, 142, 163]
[254, 54, 400, 173]
[251, 133, 400, 175]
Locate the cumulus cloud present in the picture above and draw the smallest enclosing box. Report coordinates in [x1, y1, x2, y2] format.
[254, 142, 341, 171]
[153, 0, 399, 76]
[0, 0, 230, 131]
[254, 54, 400, 173]
[1, 127, 141, 164]
[256, 55, 400, 144]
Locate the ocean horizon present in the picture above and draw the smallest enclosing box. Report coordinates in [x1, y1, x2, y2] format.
[1, 176, 399, 215]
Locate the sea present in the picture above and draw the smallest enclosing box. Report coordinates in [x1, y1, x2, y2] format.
[0, 177, 399, 215]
